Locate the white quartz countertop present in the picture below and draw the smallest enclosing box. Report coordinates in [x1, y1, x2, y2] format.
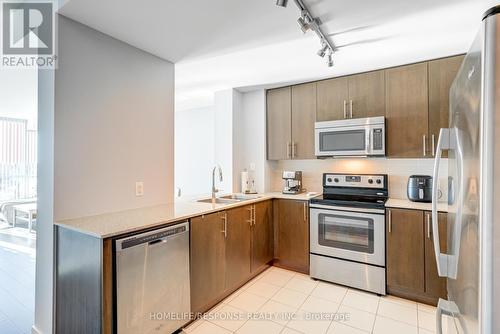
[55, 192, 320, 239]
[385, 198, 448, 212]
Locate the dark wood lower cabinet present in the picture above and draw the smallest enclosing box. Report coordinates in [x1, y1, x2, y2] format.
[274, 199, 309, 274]
[190, 201, 275, 314]
[386, 208, 448, 305]
[225, 206, 252, 291]
[424, 211, 448, 300]
[190, 212, 226, 313]
[386, 208, 425, 294]
[251, 200, 273, 273]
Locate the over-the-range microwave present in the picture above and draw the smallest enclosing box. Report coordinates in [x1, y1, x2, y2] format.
[315, 116, 385, 157]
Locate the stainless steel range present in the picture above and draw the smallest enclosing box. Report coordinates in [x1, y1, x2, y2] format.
[309, 173, 388, 295]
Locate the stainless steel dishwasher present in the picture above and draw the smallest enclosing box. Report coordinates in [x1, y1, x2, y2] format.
[115, 221, 190, 334]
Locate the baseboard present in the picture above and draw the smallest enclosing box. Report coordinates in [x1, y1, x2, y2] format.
[31, 325, 42, 334]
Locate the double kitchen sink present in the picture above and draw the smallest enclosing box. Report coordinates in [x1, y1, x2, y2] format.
[197, 194, 262, 205]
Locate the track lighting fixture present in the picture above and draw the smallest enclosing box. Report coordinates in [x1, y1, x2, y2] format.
[275, 0, 288, 7]
[317, 43, 328, 57]
[274, 0, 336, 67]
[327, 52, 334, 67]
[297, 16, 310, 33]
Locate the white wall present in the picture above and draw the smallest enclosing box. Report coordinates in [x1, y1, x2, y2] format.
[175, 106, 215, 198]
[233, 89, 270, 193]
[34, 69, 54, 334]
[54, 16, 175, 220]
[176, 88, 270, 197]
[213, 89, 234, 194]
[35, 15, 175, 334]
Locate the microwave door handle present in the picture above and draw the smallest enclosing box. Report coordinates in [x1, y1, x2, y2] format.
[366, 129, 371, 153]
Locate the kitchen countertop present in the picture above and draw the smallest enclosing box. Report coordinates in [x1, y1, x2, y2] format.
[55, 192, 320, 239]
[385, 198, 448, 212]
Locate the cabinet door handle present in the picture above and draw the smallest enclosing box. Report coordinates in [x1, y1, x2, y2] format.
[349, 100, 353, 118]
[291, 142, 296, 158]
[286, 142, 291, 159]
[426, 213, 431, 239]
[388, 210, 392, 233]
[221, 212, 227, 238]
[431, 134, 435, 157]
[423, 135, 427, 157]
[253, 205, 256, 225]
[247, 207, 253, 226]
[343, 100, 347, 119]
[303, 202, 307, 222]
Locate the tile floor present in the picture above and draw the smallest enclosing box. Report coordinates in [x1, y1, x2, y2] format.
[183, 267, 457, 334]
[0, 222, 36, 334]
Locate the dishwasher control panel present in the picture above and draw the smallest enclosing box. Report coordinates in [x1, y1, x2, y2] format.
[116, 222, 188, 251]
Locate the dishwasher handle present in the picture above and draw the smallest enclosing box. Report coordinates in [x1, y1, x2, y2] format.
[115, 221, 189, 251]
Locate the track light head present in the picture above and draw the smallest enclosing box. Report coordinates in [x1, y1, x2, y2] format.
[317, 43, 328, 57]
[275, 0, 288, 7]
[327, 52, 334, 67]
[297, 16, 310, 33]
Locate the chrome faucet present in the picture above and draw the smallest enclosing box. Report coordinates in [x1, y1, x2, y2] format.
[212, 165, 223, 203]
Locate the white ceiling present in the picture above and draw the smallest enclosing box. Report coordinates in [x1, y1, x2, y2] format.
[59, 0, 497, 111]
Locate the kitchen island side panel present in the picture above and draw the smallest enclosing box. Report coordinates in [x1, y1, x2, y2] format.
[55, 225, 105, 334]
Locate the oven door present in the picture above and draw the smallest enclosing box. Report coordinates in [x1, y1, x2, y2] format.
[310, 207, 385, 266]
[315, 125, 370, 157]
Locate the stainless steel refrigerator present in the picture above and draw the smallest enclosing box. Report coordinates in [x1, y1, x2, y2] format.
[431, 5, 500, 334]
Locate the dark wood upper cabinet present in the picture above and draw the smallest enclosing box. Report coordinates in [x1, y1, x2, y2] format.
[316, 71, 385, 121]
[428, 55, 465, 156]
[316, 77, 349, 121]
[386, 208, 425, 294]
[274, 199, 309, 274]
[190, 212, 226, 313]
[291, 82, 316, 159]
[267, 55, 462, 160]
[267, 87, 291, 160]
[386, 63, 429, 158]
[251, 200, 273, 273]
[347, 70, 386, 119]
[225, 206, 252, 291]
[424, 211, 448, 300]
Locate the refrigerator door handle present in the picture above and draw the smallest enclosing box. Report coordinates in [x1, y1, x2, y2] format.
[432, 128, 451, 277]
[436, 299, 460, 334]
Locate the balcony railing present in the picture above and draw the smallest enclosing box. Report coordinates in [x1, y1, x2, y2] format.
[0, 117, 37, 201]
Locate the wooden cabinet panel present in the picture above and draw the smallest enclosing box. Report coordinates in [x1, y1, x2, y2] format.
[386, 208, 425, 293]
[386, 63, 429, 158]
[428, 55, 464, 156]
[424, 211, 448, 300]
[190, 212, 226, 313]
[348, 70, 386, 119]
[291, 83, 316, 159]
[316, 77, 349, 121]
[275, 199, 309, 274]
[267, 87, 292, 160]
[251, 200, 274, 273]
[225, 207, 252, 291]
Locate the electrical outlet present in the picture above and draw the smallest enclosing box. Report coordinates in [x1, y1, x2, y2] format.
[135, 182, 144, 197]
[249, 163, 256, 171]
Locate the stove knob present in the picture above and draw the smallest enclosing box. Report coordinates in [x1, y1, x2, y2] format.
[376, 179, 382, 184]
[334, 178, 339, 183]
[327, 177, 332, 183]
[368, 179, 374, 184]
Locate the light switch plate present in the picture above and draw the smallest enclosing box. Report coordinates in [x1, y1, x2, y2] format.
[135, 182, 144, 196]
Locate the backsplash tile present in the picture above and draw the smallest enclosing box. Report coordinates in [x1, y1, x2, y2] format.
[269, 158, 448, 201]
